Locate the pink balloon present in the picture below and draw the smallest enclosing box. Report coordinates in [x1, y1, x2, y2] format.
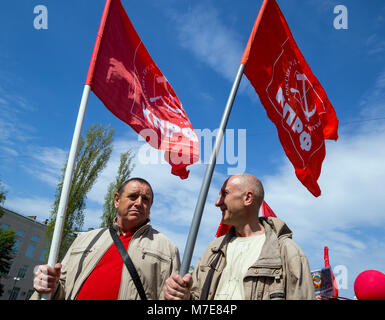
[354, 270, 385, 300]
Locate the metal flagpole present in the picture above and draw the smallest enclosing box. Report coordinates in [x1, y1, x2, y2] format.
[180, 64, 245, 276]
[41, 85, 91, 300]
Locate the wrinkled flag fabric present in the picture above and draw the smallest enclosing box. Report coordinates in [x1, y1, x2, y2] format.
[86, 0, 199, 179]
[241, 0, 338, 196]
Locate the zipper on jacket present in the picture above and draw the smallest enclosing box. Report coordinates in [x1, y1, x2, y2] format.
[141, 250, 170, 263]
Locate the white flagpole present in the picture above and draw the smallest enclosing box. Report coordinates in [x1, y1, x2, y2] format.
[180, 64, 245, 275]
[41, 85, 91, 300]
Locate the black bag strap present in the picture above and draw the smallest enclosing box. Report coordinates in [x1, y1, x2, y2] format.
[109, 226, 147, 300]
[69, 227, 107, 299]
[200, 236, 227, 300]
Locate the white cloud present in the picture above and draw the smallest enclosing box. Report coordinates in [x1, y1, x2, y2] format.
[4, 197, 52, 222]
[359, 68, 385, 119]
[22, 146, 67, 187]
[366, 33, 385, 55]
[0, 87, 36, 150]
[171, 5, 243, 82]
[169, 4, 255, 98]
[82, 207, 104, 230]
[0, 145, 18, 157]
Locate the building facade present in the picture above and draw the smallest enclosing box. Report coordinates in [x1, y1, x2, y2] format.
[0, 207, 48, 300]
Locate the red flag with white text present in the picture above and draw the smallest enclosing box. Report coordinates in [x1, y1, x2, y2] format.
[86, 0, 199, 179]
[241, 0, 339, 196]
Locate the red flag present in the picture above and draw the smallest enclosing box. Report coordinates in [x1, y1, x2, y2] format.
[241, 0, 338, 196]
[324, 246, 339, 298]
[261, 200, 277, 218]
[85, 0, 199, 179]
[215, 200, 277, 237]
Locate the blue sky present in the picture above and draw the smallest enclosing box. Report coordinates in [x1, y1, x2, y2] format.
[1, 0, 385, 299]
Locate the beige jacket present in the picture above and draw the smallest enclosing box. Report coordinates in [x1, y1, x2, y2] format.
[191, 217, 315, 300]
[31, 221, 180, 300]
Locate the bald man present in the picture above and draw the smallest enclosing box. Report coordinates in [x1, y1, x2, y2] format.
[164, 174, 315, 300]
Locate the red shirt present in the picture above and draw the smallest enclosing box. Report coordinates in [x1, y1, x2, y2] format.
[76, 231, 134, 300]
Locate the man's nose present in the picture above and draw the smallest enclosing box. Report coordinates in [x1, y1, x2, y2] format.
[215, 196, 223, 207]
[134, 196, 144, 206]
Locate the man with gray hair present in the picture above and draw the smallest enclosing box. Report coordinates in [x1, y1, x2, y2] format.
[164, 174, 315, 300]
[32, 177, 180, 300]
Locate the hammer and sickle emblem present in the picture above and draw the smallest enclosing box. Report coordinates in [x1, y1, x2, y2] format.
[290, 74, 316, 121]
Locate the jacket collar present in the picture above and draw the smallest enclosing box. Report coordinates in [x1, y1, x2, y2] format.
[212, 217, 293, 268]
[112, 219, 151, 238]
[253, 217, 283, 268]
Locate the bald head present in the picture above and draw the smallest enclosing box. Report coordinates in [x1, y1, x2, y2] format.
[228, 174, 264, 209]
[216, 174, 265, 231]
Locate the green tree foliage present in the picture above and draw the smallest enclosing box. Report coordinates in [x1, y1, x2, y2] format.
[100, 150, 135, 227]
[0, 181, 6, 218]
[0, 228, 16, 297]
[0, 181, 16, 297]
[46, 124, 114, 261]
[0, 229, 16, 274]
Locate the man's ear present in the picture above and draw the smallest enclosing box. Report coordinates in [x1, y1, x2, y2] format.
[244, 191, 254, 207]
[113, 192, 120, 209]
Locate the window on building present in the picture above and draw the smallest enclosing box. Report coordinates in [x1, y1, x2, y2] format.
[13, 239, 21, 254]
[31, 235, 40, 242]
[0, 223, 10, 230]
[39, 248, 48, 263]
[25, 243, 36, 258]
[17, 264, 29, 279]
[9, 287, 20, 300]
[16, 230, 25, 237]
